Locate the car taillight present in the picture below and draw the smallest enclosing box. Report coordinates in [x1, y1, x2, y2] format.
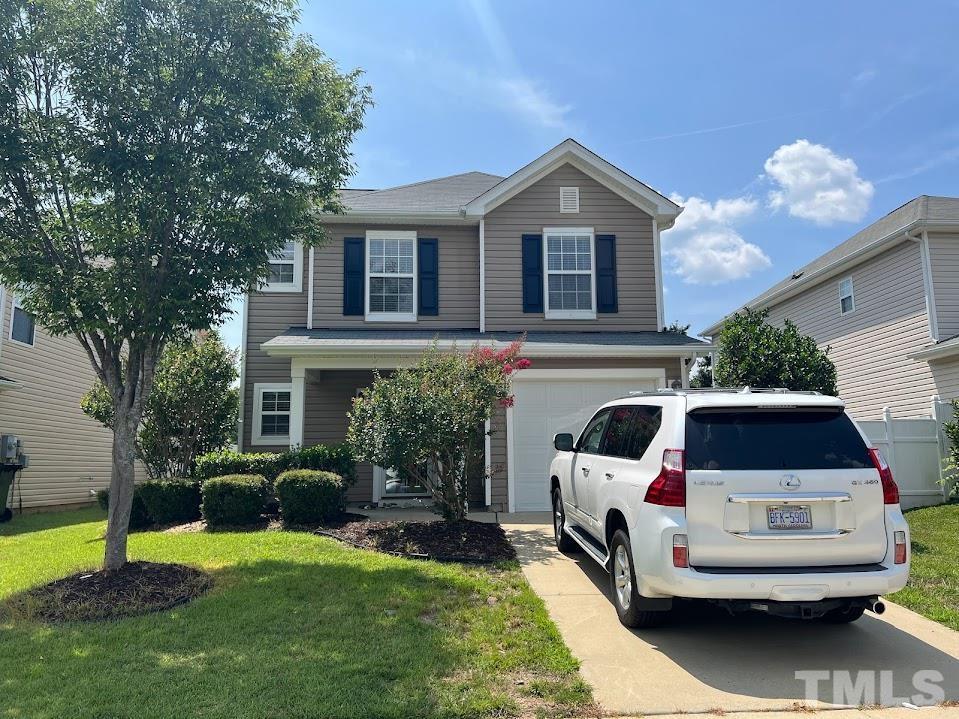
[645, 449, 685, 507]
[672, 534, 689, 568]
[894, 530, 907, 564]
[868, 447, 900, 505]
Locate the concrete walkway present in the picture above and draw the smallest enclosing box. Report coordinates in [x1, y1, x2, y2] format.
[502, 516, 959, 716]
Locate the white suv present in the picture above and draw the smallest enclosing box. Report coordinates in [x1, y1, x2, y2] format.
[548, 388, 910, 628]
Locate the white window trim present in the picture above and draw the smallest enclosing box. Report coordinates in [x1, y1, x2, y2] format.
[8, 295, 36, 348]
[262, 241, 303, 293]
[365, 229, 418, 323]
[251, 382, 292, 446]
[542, 226, 596, 320]
[839, 275, 855, 316]
[559, 186, 580, 213]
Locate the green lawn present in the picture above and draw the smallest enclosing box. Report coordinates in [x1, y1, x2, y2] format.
[0, 508, 592, 719]
[891, 502, 959, 631]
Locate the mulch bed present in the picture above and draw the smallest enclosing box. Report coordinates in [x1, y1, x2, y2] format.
[317, 518, 516, 564]
[5, 561, 212, 623]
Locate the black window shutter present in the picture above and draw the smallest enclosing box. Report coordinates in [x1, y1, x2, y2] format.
[343, 237, 365, 315]
[596, 234, 618, 313]
[418, 238, 439, 316]
[521, 234, 544, 313]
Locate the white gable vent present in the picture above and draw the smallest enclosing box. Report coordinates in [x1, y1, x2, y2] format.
[559, 186, 579, 213]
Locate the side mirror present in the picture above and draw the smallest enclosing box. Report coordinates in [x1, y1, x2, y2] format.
[553, 433, 574, 452]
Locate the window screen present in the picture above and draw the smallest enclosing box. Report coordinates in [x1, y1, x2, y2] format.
[685, 409, 872, 470]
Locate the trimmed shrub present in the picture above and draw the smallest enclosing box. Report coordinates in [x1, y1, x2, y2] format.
[201, 474, 268, 526]
[95, 487, 151, 529]
[195, 443, 356, 485]
[275, 470, 345, 524]
[138, 479, 201, 525]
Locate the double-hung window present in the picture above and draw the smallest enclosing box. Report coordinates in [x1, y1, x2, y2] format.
[366, 230, 416, 322]
[263, 241, 302, 292]
[544, 227, 595, 319]
[252, 383, 292, 445]
[10, 296, 35, 347]
[839, 276, 855, 315]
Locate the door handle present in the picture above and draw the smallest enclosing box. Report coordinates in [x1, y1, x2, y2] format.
[605, 472, 615, 480]
[581, 466, 590, 476]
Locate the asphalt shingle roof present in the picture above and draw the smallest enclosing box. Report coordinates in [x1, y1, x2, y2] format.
[338, 172, 504, 213]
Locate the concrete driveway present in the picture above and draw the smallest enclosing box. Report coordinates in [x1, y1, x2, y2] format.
[501, 515, 959, 716]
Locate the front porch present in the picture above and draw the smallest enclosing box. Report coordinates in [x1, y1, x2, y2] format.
[253, 328, 714, 511]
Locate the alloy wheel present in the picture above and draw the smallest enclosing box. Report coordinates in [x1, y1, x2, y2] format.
[614, 544, 632, 610]
[553, 495, 564, 544]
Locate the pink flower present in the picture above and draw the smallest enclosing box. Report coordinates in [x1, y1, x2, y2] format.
[502, 363, 514, 374]
[498, 395, 515, 408]
[515, 358, 531, 370]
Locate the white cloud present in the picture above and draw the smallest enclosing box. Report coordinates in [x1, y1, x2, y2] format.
[663, 194, 770, 285]
[764, 140, 874, 225]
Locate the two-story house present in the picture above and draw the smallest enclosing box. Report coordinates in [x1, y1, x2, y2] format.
[0, 284, 117, 512]
[240, 139, 712, 512]
[702, 196, 959, 421]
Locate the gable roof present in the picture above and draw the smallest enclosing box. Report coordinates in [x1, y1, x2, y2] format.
[463, 139, 682, 227]
[340, 172, 503, 214]
[328, 139, 681, 225]
[700, 195, 959, 336]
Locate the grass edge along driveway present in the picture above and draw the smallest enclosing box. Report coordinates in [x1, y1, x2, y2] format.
[0, 508, 594, 719]
[892, 501, 959, 631]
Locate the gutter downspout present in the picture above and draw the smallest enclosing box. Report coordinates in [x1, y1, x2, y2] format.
[653, 218, 664, 331]
[0, 285, 5, 371]
[236, 292, 249, 451]
[919, 229, 939, 341]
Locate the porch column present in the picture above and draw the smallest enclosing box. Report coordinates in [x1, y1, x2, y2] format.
[289, 363, 306, 449]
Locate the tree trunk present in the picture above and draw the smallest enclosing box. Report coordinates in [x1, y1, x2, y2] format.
[103, 408, 139, 570]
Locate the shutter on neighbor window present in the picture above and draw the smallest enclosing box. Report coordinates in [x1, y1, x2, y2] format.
[521, 234, 544, 313]
[343, 237, 365, 315]
[596, 234, 618, 313]
[418, 238, 439, 316]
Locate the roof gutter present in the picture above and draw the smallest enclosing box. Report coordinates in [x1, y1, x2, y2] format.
[908, 335, 959, 361]
[320, 210, 476, 226]
[261, 339, 715, 360]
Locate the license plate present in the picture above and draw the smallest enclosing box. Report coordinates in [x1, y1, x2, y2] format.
[767, 505, 813, 530]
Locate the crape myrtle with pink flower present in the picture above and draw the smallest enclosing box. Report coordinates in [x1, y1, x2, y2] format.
[347, 340, 530, 521]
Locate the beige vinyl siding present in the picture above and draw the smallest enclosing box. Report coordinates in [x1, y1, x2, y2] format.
[312, 224, 480, 329]
[488, 356, 682, 511]
[928, 232, 959, 338]
[764, 241, 936, 419]
[929, 354, 959, 401]
[241, 260, 309, 450]
[484, 163, 658, 332]
[0, 290, 117, 509]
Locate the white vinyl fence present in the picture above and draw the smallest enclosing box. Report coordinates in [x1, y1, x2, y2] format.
[856, 397, 955, 509]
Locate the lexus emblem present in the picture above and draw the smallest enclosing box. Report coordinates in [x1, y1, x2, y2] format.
[780, 474, 801, 490]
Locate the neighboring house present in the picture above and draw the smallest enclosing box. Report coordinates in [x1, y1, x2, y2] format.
[240, 139, 712, 512]
[0, 285, 117, 511]
[701, 196, 959, 421]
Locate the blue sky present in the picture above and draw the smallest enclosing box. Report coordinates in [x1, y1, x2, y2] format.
[221, 0, 959, 349]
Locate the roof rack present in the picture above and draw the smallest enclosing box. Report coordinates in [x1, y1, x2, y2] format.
[625, 386, 823, 397]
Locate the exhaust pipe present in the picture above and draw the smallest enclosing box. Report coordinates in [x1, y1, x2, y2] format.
[868, 600, 886, 615]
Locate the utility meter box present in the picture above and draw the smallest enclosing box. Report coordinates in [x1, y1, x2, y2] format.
[0, 434, 19, 463]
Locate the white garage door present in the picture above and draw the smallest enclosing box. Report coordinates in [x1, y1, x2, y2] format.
[509, 374, 662, 512]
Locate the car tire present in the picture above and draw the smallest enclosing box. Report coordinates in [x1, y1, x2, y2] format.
[552, 489, 578, 553]
[819, 603, 866, 624]
[609, 529, 666, 629]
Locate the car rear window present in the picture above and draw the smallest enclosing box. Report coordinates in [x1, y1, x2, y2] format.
[684, 408, 872, 471]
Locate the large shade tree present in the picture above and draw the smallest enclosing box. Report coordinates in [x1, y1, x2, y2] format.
[0, 0, 370, 568]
